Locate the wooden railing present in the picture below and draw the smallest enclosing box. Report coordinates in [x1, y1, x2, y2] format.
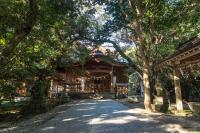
[116, 83, 129, 97]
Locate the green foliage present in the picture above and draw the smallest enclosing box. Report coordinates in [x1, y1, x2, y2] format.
[102, 1, 200, 108]
[0, 80, 20, 100]
[0, 0, 200, 114]
[103, 0, 200, 61]
[0, 0, 93, 114]
[0, 0, 93, 75]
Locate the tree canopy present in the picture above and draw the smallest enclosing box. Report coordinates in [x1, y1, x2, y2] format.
[0, 0, 200, 112]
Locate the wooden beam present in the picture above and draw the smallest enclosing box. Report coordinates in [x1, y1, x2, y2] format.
[85, 65, 112, 69]
[157, 44, 200, 68]
[172, 45, 200, 62]
[86, 69, 112, 73]
[173, 45, 200, 61]
[180, 58, 200, 67]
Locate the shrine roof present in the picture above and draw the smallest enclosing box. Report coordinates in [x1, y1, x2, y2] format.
[77, 53, 128, 67]
[157, 34, 200, 68]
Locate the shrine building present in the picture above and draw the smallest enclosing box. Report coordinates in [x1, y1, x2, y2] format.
[49, 47, 129, 98]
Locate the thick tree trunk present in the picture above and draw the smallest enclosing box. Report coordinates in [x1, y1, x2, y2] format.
[27, 69, 49, 114]
[133, 0, 152, 111]
[143, 59, 152, 111]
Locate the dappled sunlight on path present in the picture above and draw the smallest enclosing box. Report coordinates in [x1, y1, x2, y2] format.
[32, 99, 200, 133]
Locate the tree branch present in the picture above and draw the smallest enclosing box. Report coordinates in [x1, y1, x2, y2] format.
[0, 0, 38, 65]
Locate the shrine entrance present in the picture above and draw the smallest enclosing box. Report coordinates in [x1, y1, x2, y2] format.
[86, 72, 111, 93]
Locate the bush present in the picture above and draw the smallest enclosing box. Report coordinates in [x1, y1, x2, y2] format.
[0, 81, 19, 101]
[22, 79, 49, 114]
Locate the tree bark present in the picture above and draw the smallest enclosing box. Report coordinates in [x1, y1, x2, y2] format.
[133, 0, 152, 111]
[143, 57, 152, 111]
[0, 0, 38, 65]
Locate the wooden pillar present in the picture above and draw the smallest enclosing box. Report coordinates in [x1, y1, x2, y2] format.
[49, 79, 53, 98]
[81, 77, 85, 92]
[110, 68, 113, 93]
[81, 64, 85, 92]
[173, 66, 183, 111]
[110, 65, 115, 93]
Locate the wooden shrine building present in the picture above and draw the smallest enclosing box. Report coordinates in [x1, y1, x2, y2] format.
[49, 48, 129, 98]
[157, 34, 200, 111]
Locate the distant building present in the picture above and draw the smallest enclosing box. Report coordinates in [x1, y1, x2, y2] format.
[50, 47, 129, 97]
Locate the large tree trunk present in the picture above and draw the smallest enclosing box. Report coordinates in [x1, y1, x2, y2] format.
[133, 0, 152, 111]
[26, 69, 49, 114]
[143, 58, 152, 111]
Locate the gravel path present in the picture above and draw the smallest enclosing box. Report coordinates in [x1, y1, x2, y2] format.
[31, 99, 200, 133]
[0, 100, 79, 133]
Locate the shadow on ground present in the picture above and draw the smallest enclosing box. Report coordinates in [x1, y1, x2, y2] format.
[33, 99, 200, 133]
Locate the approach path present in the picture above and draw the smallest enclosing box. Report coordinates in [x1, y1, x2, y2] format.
[32, 99, 200, 133]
